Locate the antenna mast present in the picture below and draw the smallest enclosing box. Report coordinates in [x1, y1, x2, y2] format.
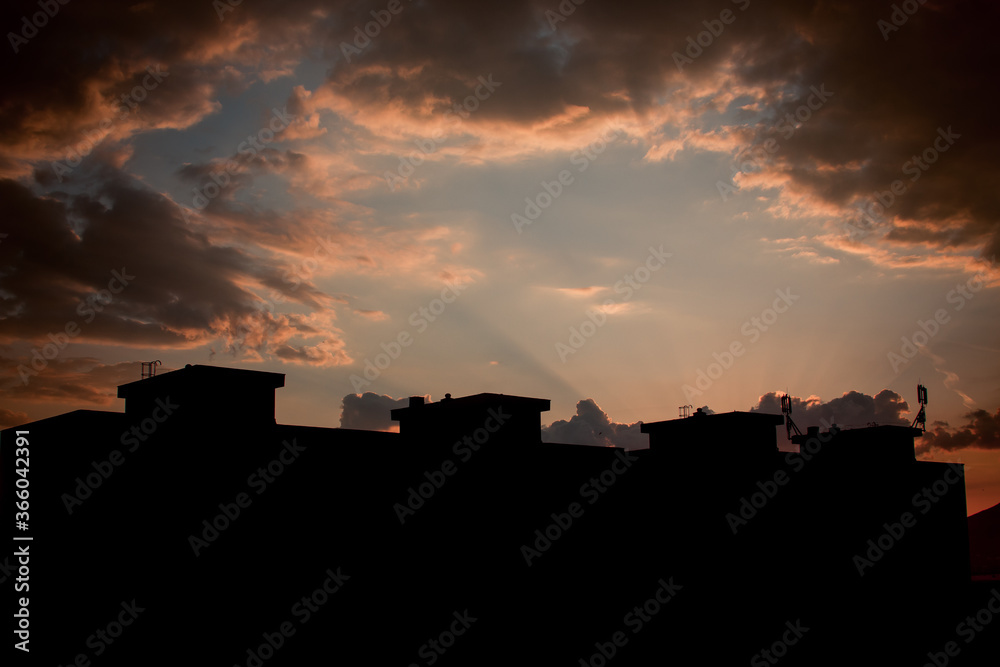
[781, 394, 802, 441]
[911, 384, 928, 431]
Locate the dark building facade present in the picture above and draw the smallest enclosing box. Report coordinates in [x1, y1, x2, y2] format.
[1, 365, 992, 665]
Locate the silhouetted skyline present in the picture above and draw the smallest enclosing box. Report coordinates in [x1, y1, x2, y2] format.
[3, 364, 996, 664]
[2, 1, 999, 514]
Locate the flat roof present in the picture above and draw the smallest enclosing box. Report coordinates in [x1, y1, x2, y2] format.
[391, 392, 550, 420]
[117, 364, 285, 398]
[641, 411, 784, 433]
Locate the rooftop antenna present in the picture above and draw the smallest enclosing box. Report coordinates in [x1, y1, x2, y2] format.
[679, 405, 693, 418]
[781, 394, 802, 441]
[141, 360, 162, 379]
[911, 383, 928, 431]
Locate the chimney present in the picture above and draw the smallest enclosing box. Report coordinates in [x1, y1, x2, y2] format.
[409, 396, 425, 408]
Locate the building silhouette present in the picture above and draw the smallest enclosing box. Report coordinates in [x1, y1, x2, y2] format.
[2, 364, 994, 665]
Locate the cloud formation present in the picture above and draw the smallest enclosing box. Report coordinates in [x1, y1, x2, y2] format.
[282, 0, 1000, 268]
[0, 357, 138, 406]
[542, 398, 647, 449]
[0, 177, 348, 364]
[2, 0, 997, 460]
[917, 408, 1000, 455]
[0, 0, 324, 176]
[339, 391, 411, 431]
[750, 389, 911, 429]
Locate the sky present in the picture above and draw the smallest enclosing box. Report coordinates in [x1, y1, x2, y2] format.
[1, 0, 998, 514]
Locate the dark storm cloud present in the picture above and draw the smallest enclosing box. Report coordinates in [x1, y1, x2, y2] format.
[0, 0, 326, 167]
[2, 0, 997, 383]
[718, 1, 998, 263]
[751, 389, 911, 429]
[3, 0, 995, 262]
[0, 357, 138, 405]
[324, 0, 723, 121]
[0, 176, 339, 354]
[319, 0, 998, 263]
[917, 407, 1000, 454]
[340, 391, 410, 430]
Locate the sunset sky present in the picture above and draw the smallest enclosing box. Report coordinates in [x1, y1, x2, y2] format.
[1, 0, 998, 513]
